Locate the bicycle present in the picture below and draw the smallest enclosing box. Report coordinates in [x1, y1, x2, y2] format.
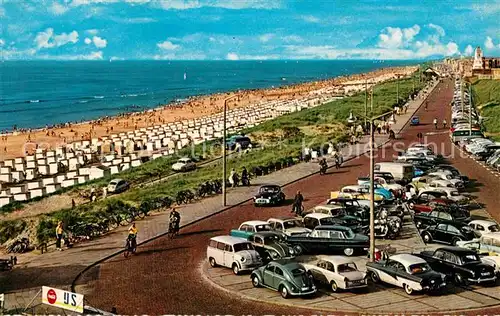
[123, 236, 137, 258]
[167, 221, 180, 239]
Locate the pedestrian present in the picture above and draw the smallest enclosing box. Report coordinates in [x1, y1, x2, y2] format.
[71, 199, 75, 209]
[417, 132, 423, 143]
[443, 119, 447, 129]
[424, 100, 428, 111]
[102, 187, 108, 199]
[55, 221, 64, 251]
[433, 118, 438, 129]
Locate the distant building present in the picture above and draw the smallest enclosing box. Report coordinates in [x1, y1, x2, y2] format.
[471, 46, 500, 79]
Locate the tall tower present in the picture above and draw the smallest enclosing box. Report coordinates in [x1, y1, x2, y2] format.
[472, 46, 484, 70]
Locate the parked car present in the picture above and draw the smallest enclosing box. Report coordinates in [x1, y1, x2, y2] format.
[303, 213, 363, 232]
[330, 185, 385, 202]
[410, 116, 420, 125]
[408, 191, 448, 211]
[302, 256, 367, 292]
[230, 220, 274, 239]
[456, 233, 500, 255]
[107, 178, 129, 193]
[414, 209, 470, 229]
[367, 254, 447, 295]
[171, 157, 196, 172]
[410, 198, 462, 214]
[207, 236, 263, 275]
[468, 220, 500, 236]
[226, 135, 252, 150]
[250, 260, 316, 298]
[267, 217, 311, 236]
[286, 225, 369, 256]
[248, 231, 295, 262]
[426, 187, 469, 204]
[307, 204, 346, 217]
[254, 185, 286, 206]
[416, 247, 496, 285]
[427, 171, 464, 189]
[421, 223, 476, 245]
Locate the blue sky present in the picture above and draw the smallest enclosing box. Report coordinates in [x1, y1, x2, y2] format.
[1, 0, 499, 60]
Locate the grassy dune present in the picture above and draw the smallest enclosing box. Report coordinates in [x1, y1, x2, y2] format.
[472, 79, 500, 141]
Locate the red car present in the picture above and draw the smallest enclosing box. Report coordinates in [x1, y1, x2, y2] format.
[411, 198, 459, 214]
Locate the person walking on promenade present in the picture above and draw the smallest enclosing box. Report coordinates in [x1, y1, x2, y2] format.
[55, 221, 64, 251]
[443, 119, 447, 129]
[433, 118, 438, 129]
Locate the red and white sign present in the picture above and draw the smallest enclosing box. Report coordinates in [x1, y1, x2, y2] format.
[42, 286, 84, 313]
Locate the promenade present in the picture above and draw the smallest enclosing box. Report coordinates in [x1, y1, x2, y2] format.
[0, 79, 437, 312]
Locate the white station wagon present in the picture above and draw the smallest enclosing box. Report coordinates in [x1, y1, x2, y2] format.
[302, 256, 367, 292]
[171, 157, 197, 172]
[207, 235, 262, 275]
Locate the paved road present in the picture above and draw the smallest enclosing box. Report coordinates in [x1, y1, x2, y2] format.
[80, 79, 500, 315]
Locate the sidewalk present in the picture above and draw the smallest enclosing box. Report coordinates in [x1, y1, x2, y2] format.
[0, 79, 438, 310]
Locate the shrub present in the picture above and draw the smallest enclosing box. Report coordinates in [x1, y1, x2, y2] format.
[0, 220, 27, 244]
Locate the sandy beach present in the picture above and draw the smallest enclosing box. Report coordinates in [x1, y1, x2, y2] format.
[0, 65, 417, 162]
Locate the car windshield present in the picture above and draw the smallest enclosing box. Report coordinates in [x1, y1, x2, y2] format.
[408, 263, 432, 274]
[337, 263, 357, 272]
[233, 243, 254, 252]
[255, 224, 272, 231]
[260, 186, 278, 194]
[461, 254, 480, 264]
[283, 220, 304, 229]
[488, 225, 500, 232]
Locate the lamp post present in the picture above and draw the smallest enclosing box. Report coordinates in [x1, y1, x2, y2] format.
[369, 118, 375, 261]
[396, 75, 400, 105]
[357, 110, 394, 262]
[364, 80, 368, 128]
[469, 82, 472, 135]
[222, 95, 238, 206]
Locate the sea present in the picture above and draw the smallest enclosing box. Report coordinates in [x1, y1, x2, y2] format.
[0, 60, 418, 131]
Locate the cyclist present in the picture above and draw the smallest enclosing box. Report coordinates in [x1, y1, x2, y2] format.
[127, 223, 138, 251]
[319, 158, 327, 174]
[169, 209, 181, 235]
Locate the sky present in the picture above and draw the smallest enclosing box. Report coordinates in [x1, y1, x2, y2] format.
[1, 0, 500, 61]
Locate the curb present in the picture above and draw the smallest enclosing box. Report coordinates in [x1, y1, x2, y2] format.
[70, 81, 438, 296]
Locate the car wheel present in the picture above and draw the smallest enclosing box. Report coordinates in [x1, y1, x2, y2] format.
[422, 232, 432, 243]
[330, 281, 339, 292]
[404, 284, 414, 295]
[232, 263, 240, 275]
[454, 273, 467, 285]
[370, 272, 380, 283]
[252, 275, 260, 288]
[280, 285, 289, 299]
[209, 257, 217, 267]
[344, 248, 354, 256]
[452, 238, 461, 246]
[293, 245, 303, 255]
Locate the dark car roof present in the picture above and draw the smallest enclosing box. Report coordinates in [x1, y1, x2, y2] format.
[260, 184, 280, 189]
[315, 225, 351, 231]
[271, 259, 304, 270]
[436, 246, 476, 255]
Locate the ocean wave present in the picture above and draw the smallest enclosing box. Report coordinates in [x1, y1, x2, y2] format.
[78, 100, 88, 103]
[28, 100, 40, 103]
[94, 95, 104, 99]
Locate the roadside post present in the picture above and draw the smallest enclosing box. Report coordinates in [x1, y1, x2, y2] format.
[468, 82, 472, 135]
[222, 96, 238, 206]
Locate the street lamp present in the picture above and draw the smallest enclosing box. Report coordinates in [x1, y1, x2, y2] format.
[357, 110, 394, 262]
[222, 95, 239, 206]
[396, 75, 400, 105]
